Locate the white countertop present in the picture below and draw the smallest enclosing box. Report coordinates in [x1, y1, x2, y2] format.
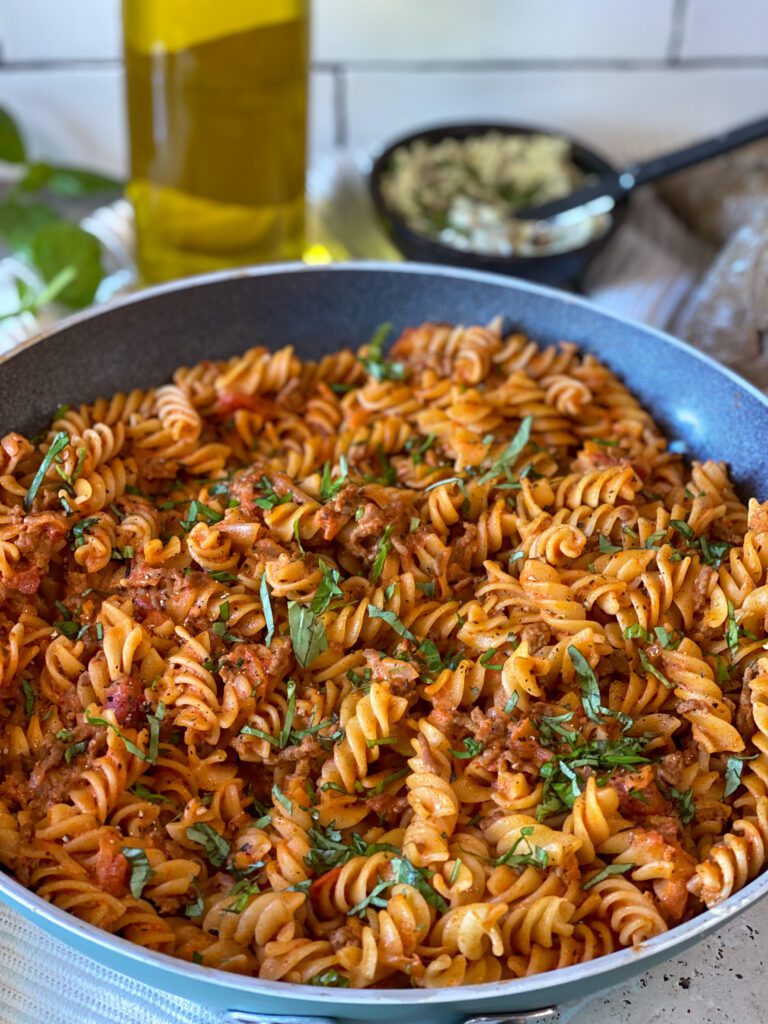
[571, 886, 766, 1024]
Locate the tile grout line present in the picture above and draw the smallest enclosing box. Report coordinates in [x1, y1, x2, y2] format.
[332, 64, 348, 149]
[312, 55, 768, 72]
[3, 54, 768, 74]
[667, 0, 690, 63]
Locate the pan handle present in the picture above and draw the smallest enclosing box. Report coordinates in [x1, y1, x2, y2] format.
[221, 1010, 562, 1024]
[223, 1014, 339, 1024]
[464, 1011, 560, 1024]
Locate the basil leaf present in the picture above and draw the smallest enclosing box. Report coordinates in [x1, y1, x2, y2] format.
[0, 198, 58, 255]
[311, 560, 343, 615]
[582, 862, 634, 890]
[358, 323, 405, 382]
[180, 500, 224, 531]
[477, 415, 533, 484]
[279, 680, 297, 749]
[288, 602, 328, 668]
[391, 856, 448, 912]
[371, 524, 393, 582]
[670, 519, 694, 542]
[493, 827, 549, 869]
[21, 679, 36, 719]
[186, 823, 230, 868]
[449, 737, 484, 759]
[319, 455, 349, 503]
[32, 221, 103, 308]
[623, 623, 649, 640]
[84, 708, 150, 762]
[122, 846, 154, 899]
[598, 535, 622, 554]
[638, 648, 673, 689]
[129, 783, 172, 805]
[310, 970, 350, 988]
[366, 604, 416, 643]
[658, 782, 695, 824]
[272, 782, 292, 813]
[24, 430, 69, 511]
[0, 107, 25, 163]
[185, 895, 205, 918]
[726, 601, 740, 656]
[347, 878, 392, 916]
[64, 739, 88, 764]
[724, 754, 759, 798]
[568, 645, 603, 724]
[20, 163, 121, 197]
[644, 530, 667, 549]
[260, 574, 275, 647]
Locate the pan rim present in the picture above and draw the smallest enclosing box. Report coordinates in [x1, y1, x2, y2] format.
[1, 259, 767, 1008]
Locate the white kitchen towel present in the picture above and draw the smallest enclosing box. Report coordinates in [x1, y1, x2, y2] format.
[0, 903, 220, 1024]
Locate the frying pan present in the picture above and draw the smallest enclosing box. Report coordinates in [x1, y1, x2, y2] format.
[1, 262, 767, 1024]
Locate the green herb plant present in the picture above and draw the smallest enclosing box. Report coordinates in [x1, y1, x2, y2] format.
[0, 106, 121, 318]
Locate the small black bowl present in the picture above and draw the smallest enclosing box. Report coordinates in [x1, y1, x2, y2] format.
[369, 121, 627, 289]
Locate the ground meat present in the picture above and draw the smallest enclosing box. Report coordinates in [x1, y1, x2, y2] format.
[366, 791, 409, 826]
[119, 560, 179, 591]
[518, 622, 551, 654]
[449, 524, 479, 574]
[243, 764, 275, 803]
[230, 468, 311, 518]
[641, 814, 682, 845]
[610, 765, 678, 821]
[328, 918, 364, 950]
[1, 513, 68, 594]
[363, 650, 419, 695]
[426, 706, 467, 744]
[132, 590, 164, 619]
[22, 725, 101, 814]
[473, 711, 552, 776]
[656, 751, 685, 789]
[132, 453, 180, 480]
[220, 638, 294, 699]
[348, 503, 395, 559]
[105, 673, 147, 729]
[692, 564, 717, 617]
[315, 485, 359, 541]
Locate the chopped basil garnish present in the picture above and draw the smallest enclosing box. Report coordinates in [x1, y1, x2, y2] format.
[24, 431, 69, 510]
[288, 602, 328, 668]
[260, 574, 275, 647]
[582, 862, 634, 889]
[186, 823, 230, 868]
[122, 846, 154, 899]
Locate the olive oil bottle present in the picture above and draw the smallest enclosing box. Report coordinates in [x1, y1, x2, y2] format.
[123, 0, 308, 283]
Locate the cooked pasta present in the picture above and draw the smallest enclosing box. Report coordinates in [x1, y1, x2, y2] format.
[0, 318, 766, 989]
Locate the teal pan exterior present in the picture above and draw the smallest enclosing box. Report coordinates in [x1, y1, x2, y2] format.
[2, 263, 768, 1022]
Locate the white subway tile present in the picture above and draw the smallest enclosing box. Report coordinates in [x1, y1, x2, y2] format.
[0, 68, 126, 176]
[681, 0, 768, 58]
[310, 70, 337, 157]
[0, 67, 334, 179]
[345, 67, 768, 164]
[313, 0, 676, 62]
[0, 0, 121, 61]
